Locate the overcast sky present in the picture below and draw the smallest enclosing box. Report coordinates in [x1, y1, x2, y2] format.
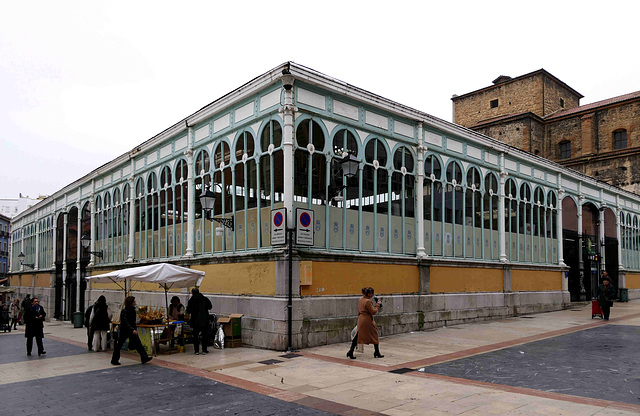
[1, 1, 638, 200]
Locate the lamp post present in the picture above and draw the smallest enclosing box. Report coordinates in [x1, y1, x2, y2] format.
[199, 184, 235, 231]
[331, 153, 360, 202]
[80, 234, 103, 258]
[18, 252, 34, 269]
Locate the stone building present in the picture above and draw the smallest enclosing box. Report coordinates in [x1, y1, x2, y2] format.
[451, 69, 640, 193]
[8, 63, 640, 350]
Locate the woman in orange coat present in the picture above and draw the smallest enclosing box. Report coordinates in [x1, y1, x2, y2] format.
[347, 287, 383, 359]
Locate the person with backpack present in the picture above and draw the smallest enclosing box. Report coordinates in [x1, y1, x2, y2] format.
[186, 288, 212, 355]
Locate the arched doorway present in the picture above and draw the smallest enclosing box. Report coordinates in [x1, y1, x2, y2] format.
[54, 213, 64, 319]
[562, 197, 582, 301]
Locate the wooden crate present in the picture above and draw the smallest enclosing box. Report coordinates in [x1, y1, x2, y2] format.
[225, 336, 242, 348]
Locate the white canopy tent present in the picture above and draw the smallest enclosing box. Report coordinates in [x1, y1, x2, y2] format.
[85, 263, 205, 319]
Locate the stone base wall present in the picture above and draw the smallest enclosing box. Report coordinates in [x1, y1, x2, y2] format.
[80, 289, 569, 350]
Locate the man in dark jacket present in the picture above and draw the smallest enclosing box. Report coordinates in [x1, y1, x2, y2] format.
[186, 288, 212, 355]
[111, 296, 152, 366]
[24, 297, 46, 356]
[596, 273, 616, 320]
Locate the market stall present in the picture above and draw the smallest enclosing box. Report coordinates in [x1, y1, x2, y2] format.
[86, 263, 204, 355]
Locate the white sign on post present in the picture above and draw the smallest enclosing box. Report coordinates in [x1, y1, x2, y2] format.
[295, 208, 314, 246]
[270, 208, 287, 246]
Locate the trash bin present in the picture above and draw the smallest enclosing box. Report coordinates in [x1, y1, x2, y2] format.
[619, 288, 629, 303]
[73, 311, 84, 328]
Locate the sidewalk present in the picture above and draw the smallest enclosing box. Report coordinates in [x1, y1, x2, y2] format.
[5, 301, 640, 415]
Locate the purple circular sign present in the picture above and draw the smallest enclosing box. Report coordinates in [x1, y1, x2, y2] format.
[274, 212, 283, 227]
[300, 212, 311, 227]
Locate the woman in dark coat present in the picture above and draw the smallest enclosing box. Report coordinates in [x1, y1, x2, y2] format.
[347, 287, 383, 359]
[90, 295, 112, 352]
[111, 296, 152, 365]
[24, 297, 46, 356]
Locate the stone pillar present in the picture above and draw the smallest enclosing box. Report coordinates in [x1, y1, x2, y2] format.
[184, 136, 195, 258]
[599, 205, 606, 273]
[76, 204, 82, 312]
[498, 168, 508, 263]
[416, 123, 426, 258]
[127, 175, 136, 263]
[616, 205, 626, 289]
[578, 195, 585, 300]
[89, 198, 96, 267]
[557, 188, 566, 268]
[280, 72, 296, 228]
[34, 222, 40, 270]
[51, 215, 57, 269]
[62, 211, 68, 319]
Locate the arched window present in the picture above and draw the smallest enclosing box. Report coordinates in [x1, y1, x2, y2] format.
[533, 187, 545, 262]
[465, 167, 482, 258]
[391, 146, 415, 254]
[613, 129, 627, 150]
[194, 151, 209, 255]
[327, 129, 361, 251]
[362, 137, 389, 252]
[159, 166, 174, 257]
[213, 142, 233, 252]
[484, 173, 499, 260]
[424, 155, 442, 256]
[174, 160, 188, 255]
[233, 130, 258, 250]
[259, 120, 284, 248]
[444, 161, 463, 257]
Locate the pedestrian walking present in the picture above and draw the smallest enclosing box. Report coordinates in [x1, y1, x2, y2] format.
[347, 287, 384, 359]
[24, 297, 46, 356]
[90, 295, 112, 352]
[596, 273, 616, 320]
[84, 301, 95, 351]
[111, 296, 152, 365]
[10, 298, 20, 330]
[186, 288, 212, 355]
[20, 294, 31, 325]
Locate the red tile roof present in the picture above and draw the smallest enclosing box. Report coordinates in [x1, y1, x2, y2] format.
[546, 90, 640, 120]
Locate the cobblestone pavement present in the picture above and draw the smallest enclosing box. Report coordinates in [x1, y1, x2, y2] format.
[418, 324, 640, 406]
[0, 332, 332, 416]
[3, 301, 640, 415]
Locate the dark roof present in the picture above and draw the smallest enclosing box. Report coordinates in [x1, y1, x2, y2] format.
[545, 90, 640, 120]
[452, 69, 583, 101]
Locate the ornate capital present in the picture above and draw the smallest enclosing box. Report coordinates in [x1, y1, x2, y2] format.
[184, 149, 194, 159]
[279, 104, 298, 114]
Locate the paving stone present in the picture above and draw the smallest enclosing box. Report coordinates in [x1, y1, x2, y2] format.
[419, 324, 640, 406]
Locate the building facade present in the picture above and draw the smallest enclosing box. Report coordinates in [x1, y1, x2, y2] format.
[0, 194, 43, 219]
[0, 214, 9, 281]
[9, 63, 640, 350]
[452, 69, 640, 193]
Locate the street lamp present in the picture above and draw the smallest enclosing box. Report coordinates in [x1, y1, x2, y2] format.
[332, 153, 360, 202]
[17, 252, 34, 269]
[199, 184, 234, 231]
[80, 234, 103, 258]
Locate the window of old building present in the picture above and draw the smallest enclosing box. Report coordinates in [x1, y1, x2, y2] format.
[613, 129, 627, 149]
[560, 99, 565, 108]
[490, 99, 498, 108]
[559, 141, 571, 159]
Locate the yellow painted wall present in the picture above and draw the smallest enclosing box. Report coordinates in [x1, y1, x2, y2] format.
[192, 262, 275, 295]
[430, 266, 503, 293]
[300, 262, 419, 296]
[626, 273, 640, 289]
[10, 276, 20, 286]
[512, 269, 562, 291]
[34, 274, 50, 288]
[89, 269, 126, 291]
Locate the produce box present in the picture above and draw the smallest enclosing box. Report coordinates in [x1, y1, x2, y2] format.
[218, 313, 243, 337]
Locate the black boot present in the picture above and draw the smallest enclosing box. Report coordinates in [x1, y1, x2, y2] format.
[373, 344, 384, 358]
[346, 335, 358, 359]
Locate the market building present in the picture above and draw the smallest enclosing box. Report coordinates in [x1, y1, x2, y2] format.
[8, 62, 640, 350]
